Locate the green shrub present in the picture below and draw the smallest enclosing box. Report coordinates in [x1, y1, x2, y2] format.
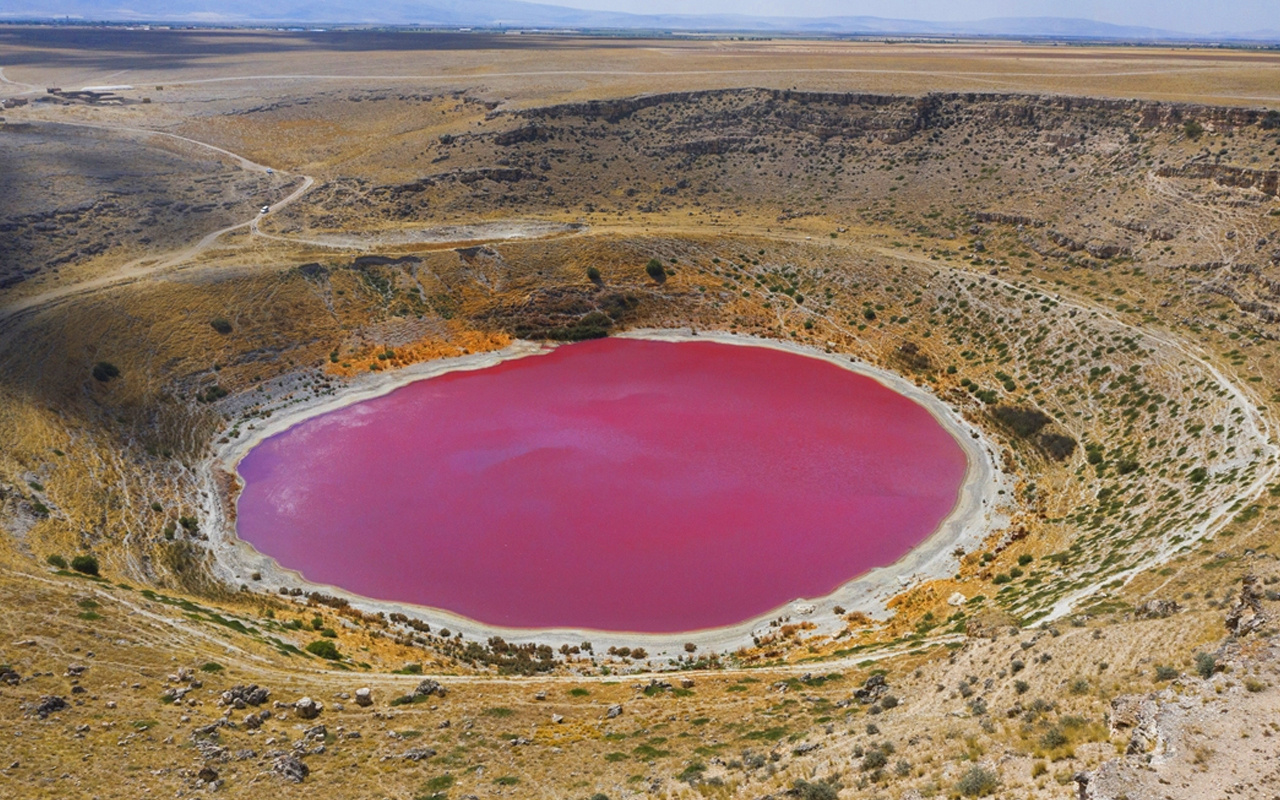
[645, 258, 665, 280]
[70, 555, 99, 576]
[587, 266, 601, 281]
[956, 765, 999, 797]
[1195, 652, 1217, 679]
[422, 774, 455, 792]
[305, 640, 341, 660]
[1155, 665, 1179, 681]
[1184, 120, 1204, 139]
[199, 662, 223, 673]
[861, 749, 888, 771]
[1039, 726, 1068, 749]
[46, 554, 67, 569]
[792, 778, 840, 800]
[210, 318, 233, 334]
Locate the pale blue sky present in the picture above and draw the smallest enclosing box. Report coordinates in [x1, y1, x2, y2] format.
[545, 0, 1280, 34]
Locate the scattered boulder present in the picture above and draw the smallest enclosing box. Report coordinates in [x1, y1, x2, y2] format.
[192, 737, 228, 762]
[854, 675, 888, 705]
[1136, 599, 1182, 619]
[402, 747, 436, 762]
[605, 704, 623, 719]
[272, 754, 309, 783]
[33, 695, 68, 718]
[197, 766, 219, 783]
[220, 685, 269, 708]
[1226, 574, 1268, 636]
[303, 724, 326, 741]
[947, 592, 967, 607]
[243, 710, 270, 729]
[1, 666, 21, 685]
[354, 687, 373, 707]
[163, 686, 191, 704]
[551, 713, 564, 724]
[294, 697, 322, 720]
[413, 679, 447, 698]
[679, 678, 695, 689]
[65, 663, 87, 678]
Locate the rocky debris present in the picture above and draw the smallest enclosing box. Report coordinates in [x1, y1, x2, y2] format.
[163, 686, 192, 704]
[402, 747, 436, 762]
[679, 678, 695, 689]
[974, 210, 1045, 228]
[197, 766, 219, 783]
[193, 720, 229, 738]
[1156, 161, 1279, 197]
[243, 710, 271, 729]
[32, 695, 68, 718]
[854, 675, 889, 705]
[303, 724, 326, 741]
[1109, 694, 1161, 754]
[640, 679, 672, 694]
[947, 592, 967, 606]
[509, 737, 532, 746]
[1226, 574, 1268, 636]
[965, 609, 1017, 639]
[551, 714, 564, 724]
[534, 691, 547, 701]
[413, 679, 446, 698]
[64, 663, 87, 678]
[193, 736, 228, 762]
[354, 687, 373, 707]
[294, 697, 322, 720]
[0, 665, 20, 685]
[168, 667, 194, 684]
[1135, 599, 1182, 619]
[219, 685, 269, 708]
[272, 754, 309, 783]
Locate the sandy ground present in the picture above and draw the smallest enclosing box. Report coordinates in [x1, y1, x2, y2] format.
[254, 219, 587, 250]
[199, 329, 1009, 656]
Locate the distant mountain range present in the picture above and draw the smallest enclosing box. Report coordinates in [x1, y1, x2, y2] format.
[2, 0, 1278, 43]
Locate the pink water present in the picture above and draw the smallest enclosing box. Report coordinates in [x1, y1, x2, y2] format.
[236, 338, 967, 633]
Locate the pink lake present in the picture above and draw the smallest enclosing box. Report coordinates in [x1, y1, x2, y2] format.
[235, 338, 967, 633]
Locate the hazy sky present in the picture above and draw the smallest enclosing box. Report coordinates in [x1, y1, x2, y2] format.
[544, 0, 1280, 33]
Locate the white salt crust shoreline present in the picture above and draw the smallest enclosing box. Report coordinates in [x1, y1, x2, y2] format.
[198, 329, 1010, 658]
